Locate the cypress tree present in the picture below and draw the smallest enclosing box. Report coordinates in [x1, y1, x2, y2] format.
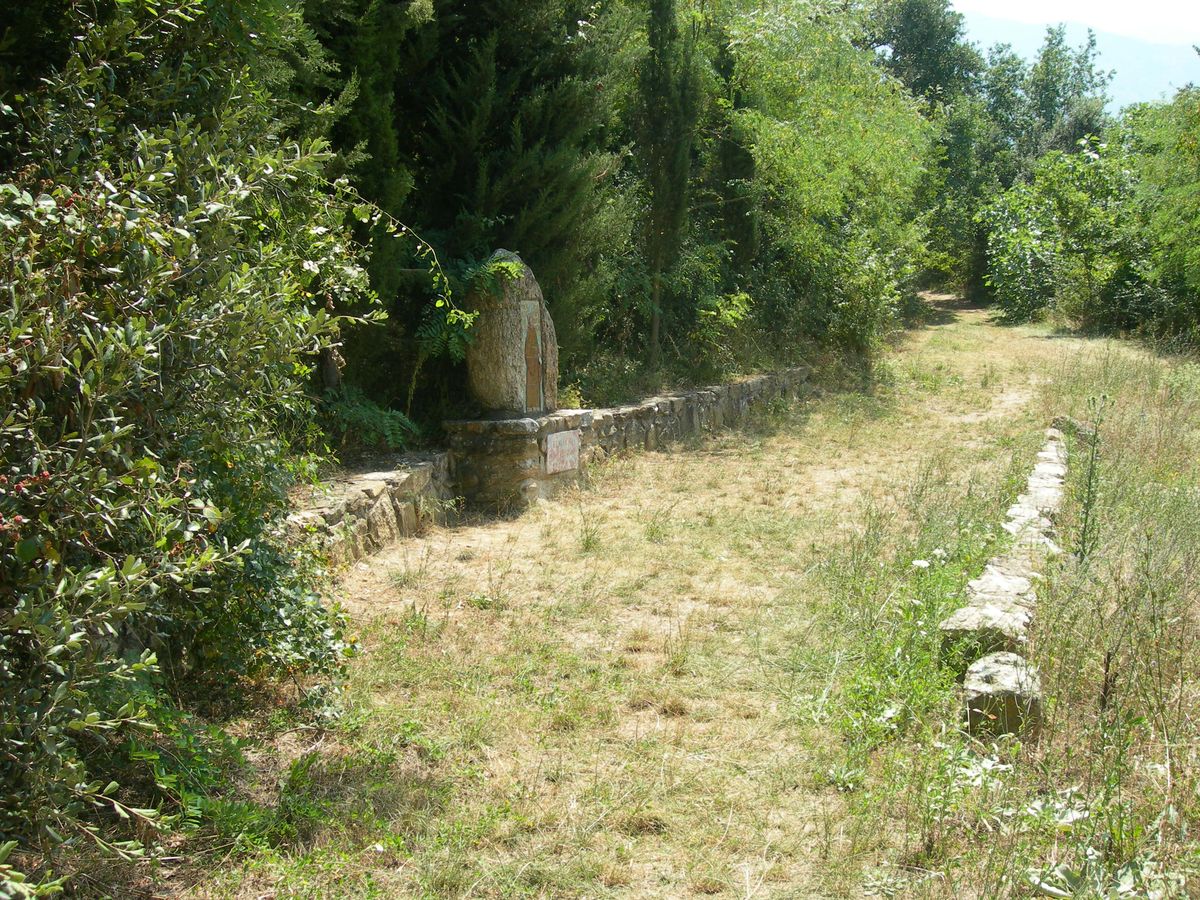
[713, 36, 759, 270]
[305, 0, 628, 413]
[394, 1, 619, 346]
[637, 0, 699, 363]
[304, 0, 432, 305]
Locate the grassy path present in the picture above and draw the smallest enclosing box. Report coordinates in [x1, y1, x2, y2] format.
[191, 298, 1192, 898]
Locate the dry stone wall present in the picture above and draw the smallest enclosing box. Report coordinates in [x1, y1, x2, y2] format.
[287, 453, 453, 567]
[293, 367, 813, 565]
[939, 427, 1069, 737]
[446, 367, 812, 507]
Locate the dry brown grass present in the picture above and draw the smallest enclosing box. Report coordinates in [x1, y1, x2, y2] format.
[183, 299, 1178, 898]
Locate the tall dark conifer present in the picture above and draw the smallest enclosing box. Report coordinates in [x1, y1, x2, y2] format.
[304, 0, 431, 305]
[301, 0, 624, 412]
[712, 36, 759, 270]
[396, 1, 616, 331]
[638, 0, 699, 363]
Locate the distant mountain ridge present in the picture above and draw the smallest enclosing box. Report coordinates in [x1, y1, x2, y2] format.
[959, 10, 1199, 109]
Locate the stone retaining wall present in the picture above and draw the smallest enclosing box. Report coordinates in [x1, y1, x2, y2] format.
[292, 367, 814, 565]
[939, 427, 1069, 736]
[446, 366, 812, 507]
[287, 453, 453, 567]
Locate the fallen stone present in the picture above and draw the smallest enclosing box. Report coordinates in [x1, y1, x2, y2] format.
[967, 565, 1036, 606]
[940, 602, 1032, 659]
[964, 652, 1042, 737]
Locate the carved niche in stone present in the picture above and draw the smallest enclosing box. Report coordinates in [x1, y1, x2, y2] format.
[465, 250, 558, 416]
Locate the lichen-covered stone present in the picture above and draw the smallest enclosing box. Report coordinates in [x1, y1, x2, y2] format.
[964, 652, 1043, 737]
[940, 601, 1032, 659]
[465, 250, 558, 416]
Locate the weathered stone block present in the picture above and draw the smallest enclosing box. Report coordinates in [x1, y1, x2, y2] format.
[365, 497, 400, 549]
[986, 554, 1039, 581]
[465, 250, 558, 416]
[1033, 461, 1068, 479]
[964, 652, 1042, 737]
[405, 468, 434, 496]
[1025, 486, 1064, 512]
[940, 601, 1032, 659]
[967, 565, 1036, 606]
[395, 499, 418, 536]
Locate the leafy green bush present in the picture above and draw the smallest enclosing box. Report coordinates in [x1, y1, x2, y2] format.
[982, 142, 1134, 325]
[0, 0, 375, 865]
[982, 92, 1200, 340]
[729, 3, 932, 353]
[979, 181, 1060, 321]
[322, 387, 420, 452]
[1125, 88, 1200, 337]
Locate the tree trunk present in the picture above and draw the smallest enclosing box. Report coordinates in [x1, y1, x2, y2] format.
[649, 271, 663, 366]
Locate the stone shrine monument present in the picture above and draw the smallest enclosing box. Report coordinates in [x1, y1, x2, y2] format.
[446, 251, 584, 507]
[465, 250, 558, 417]
[443, 250, 812, 510]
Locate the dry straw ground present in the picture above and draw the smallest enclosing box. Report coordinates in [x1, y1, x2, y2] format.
[181, 296, 1200, 898]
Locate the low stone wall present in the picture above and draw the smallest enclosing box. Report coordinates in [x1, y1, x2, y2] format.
[287, 453, 453, 567]
[446, 366, 812, 507]
[292, 367, 813, 565]
[582, 365, 811, 462]
[938, 427, 1069, 736]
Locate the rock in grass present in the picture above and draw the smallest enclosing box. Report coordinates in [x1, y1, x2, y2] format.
[940, 600, 1032, 661]
[967, 564, 1036, 605]
[964, 652, 1042, 737]
[986, 554, 1040, 582]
